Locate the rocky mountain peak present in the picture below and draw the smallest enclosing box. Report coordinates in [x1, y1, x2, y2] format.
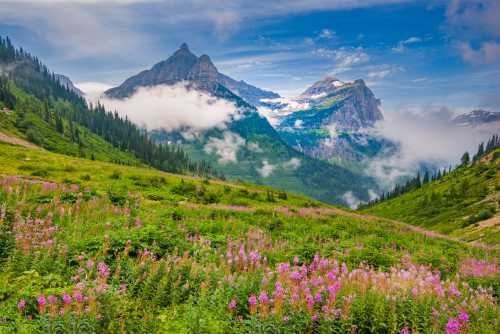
[187, 54, 218, 88]
[299, 76, 345, 99]
[453, 109, 500, 127]
[104, 43, 280, 103]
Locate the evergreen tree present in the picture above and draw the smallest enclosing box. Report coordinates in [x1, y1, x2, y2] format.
[461, 152, 470, 166]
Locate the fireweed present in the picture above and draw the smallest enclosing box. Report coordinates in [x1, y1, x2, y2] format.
[1, 176, 498, 333]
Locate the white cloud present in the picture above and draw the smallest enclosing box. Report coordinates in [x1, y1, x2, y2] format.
[366, 105, 497, 187]
[392, 36, 422, 53]
[247, 142, 263, 152]
[318, 28, 335, 39]
[283, 158, 301, 170]
[294, 119, 303, 128]
[445, 0, 500, 64]
[257, 159, 276, 177]
[76, 81, 113, 101]
[342, 191, 361, 209]
[314, 47, 370, 73]
[98, 83, 239, 132]
[204, 131, 245, 164]
[457, 41, 500, 65]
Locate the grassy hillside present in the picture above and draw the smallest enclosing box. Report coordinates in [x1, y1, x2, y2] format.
[0, 140, 498, 333]
[364, 148, 500, 245]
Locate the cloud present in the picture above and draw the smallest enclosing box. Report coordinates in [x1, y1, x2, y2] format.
[457, 41, 500, 65]
[76, 82, 113, 101]
[97, 83, 240, 132]
[444, 0, 500, 64]
[342, 191, 361, 209]
[247, 142, 263, 152]
[204, 131, 245, 164]
[318, 28, 335, 39]
[283, 158, 301, 170]
[257, 159, 276, 177]
[366, 105, 497, 187]
[0, 0, 414, 59]
[313, 47, 370, 74]
[392, 36, 422, 53]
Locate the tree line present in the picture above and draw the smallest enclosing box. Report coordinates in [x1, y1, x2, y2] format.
[0, 35, 219, 177]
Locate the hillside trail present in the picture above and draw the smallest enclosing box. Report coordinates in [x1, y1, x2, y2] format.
[198, 203, 497, 251]
[0, 131, 40, 149]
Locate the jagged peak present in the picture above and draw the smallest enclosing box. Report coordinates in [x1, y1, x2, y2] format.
[179, 42, 189, 51]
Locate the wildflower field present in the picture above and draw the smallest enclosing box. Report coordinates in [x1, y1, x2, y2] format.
[0, 142, 499, 333]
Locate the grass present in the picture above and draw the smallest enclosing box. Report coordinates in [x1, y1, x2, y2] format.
[363, 149, 500, 245]
[0, 141, 498, 333]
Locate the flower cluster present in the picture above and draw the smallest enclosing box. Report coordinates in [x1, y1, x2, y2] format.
[460, 258, 499, 278]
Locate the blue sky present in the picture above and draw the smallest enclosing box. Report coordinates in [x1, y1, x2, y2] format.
[1, 0, 499, 113]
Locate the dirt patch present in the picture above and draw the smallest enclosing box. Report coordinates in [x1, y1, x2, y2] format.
[0, 132, 39, 149]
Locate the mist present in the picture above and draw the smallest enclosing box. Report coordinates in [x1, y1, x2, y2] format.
[367, 106, 498, 188]
[97, 83, 240, 132]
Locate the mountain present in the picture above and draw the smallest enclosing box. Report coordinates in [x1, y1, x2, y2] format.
[54, 74, 84, 97]
[106, 44, 378, 205]
[104, 43, 279, 105]
[269, 77, 392, 162]
[0, 36, 215, 177]
[363, 135, 500, 246]
[453, 109, 500, 127]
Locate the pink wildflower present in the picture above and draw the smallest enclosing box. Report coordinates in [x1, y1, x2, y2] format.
[62, 293, 72, 305]
[458, 311, 469, 323]
[259, 291, 269, 304]
[47, 295, 57, 304]
[18, 299, 26, 312]
[446, 318, 460, 334]
[248, 294, 257, 307]
[228, 299, 237, 311]
[400, 328, 410, 334]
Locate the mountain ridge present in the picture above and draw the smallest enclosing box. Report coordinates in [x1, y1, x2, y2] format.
[104, 43, 280, 105]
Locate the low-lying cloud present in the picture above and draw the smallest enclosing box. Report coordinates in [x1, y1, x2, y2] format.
[99, 83, 240, 132]
[204, 131, 245, 164]
[367, 106, 498, 188]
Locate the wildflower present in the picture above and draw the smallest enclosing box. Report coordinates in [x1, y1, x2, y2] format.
[458, 311, 469, 323]
[259, 291, 269, 304]
[293, 256, 299, 266]
[228, 299, 237, 311]
[62, 293, 72, 305]
[290, 271, 302, 282]
[73, 291, 83, 303]
[283, 315, 290, 322]
[134, 217, 142, 227]
[248, 294, 257, 307]
[445, 317, 460, 334]
[86, 259, 94, 269]
[18, 299, 26, 312]
[47, 295, 57, 304]
[448, 285, 461, 298]
[248, 294, 257, 314]
[400, 328, 410, 334]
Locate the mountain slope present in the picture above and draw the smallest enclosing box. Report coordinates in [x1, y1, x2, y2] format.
[363, 146, 500, 246]
[105, 43, 279, 105]
[106, 44, 378, 205]
[0, 36, 216, 177]
[0, 136, 498, 333]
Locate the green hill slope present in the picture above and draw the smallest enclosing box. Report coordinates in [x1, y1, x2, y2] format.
[0, 140, 498, 333]
[363, 148, 500, 245]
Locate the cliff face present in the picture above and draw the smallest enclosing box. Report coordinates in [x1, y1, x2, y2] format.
[275, 77, 387, 162]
